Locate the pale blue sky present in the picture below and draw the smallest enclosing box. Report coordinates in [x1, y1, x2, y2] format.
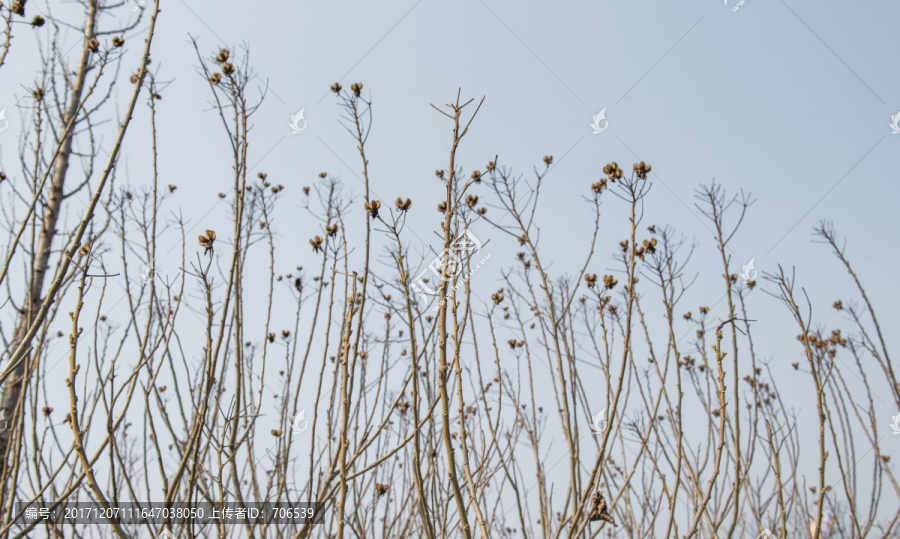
[108, 0, 900, 310]
[1, 0, 899, 530]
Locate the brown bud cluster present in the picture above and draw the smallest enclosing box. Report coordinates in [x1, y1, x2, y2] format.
[603, 162, 624, 181]
[633, 161, 652, 179]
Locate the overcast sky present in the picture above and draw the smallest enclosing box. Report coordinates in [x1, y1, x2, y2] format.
[1, 0, 899, 526]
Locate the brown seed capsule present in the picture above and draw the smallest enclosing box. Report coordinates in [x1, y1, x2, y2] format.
[78, 241, 93, 256]
[87, 39, 100, 53]
[112, 36, 124, 47]
[633, 161, 652, 180]
[215, 49, 230, 64]
[365, 200, 381, 219]
[395, 197, 412, 211]
[198, 230, 216, 254]
[209, 73, 221, 85]
[310, 236, 324, 253]
[221, 63, 235, 76]
[330, 82, 342, 93]
[586, 492, 616, 525]
[603, 162, 622, 181]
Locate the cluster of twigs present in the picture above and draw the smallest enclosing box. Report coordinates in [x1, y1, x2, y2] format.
[0, 2, 897, 538]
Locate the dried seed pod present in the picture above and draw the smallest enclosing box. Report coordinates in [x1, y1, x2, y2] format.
[395, 198, 412, 211]
[198, 230, 216, 254]
[587, 492, 616, 526]
[365, 200, 381, 219]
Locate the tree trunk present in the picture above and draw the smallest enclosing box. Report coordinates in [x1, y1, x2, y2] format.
[0, 0, 98, 480]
